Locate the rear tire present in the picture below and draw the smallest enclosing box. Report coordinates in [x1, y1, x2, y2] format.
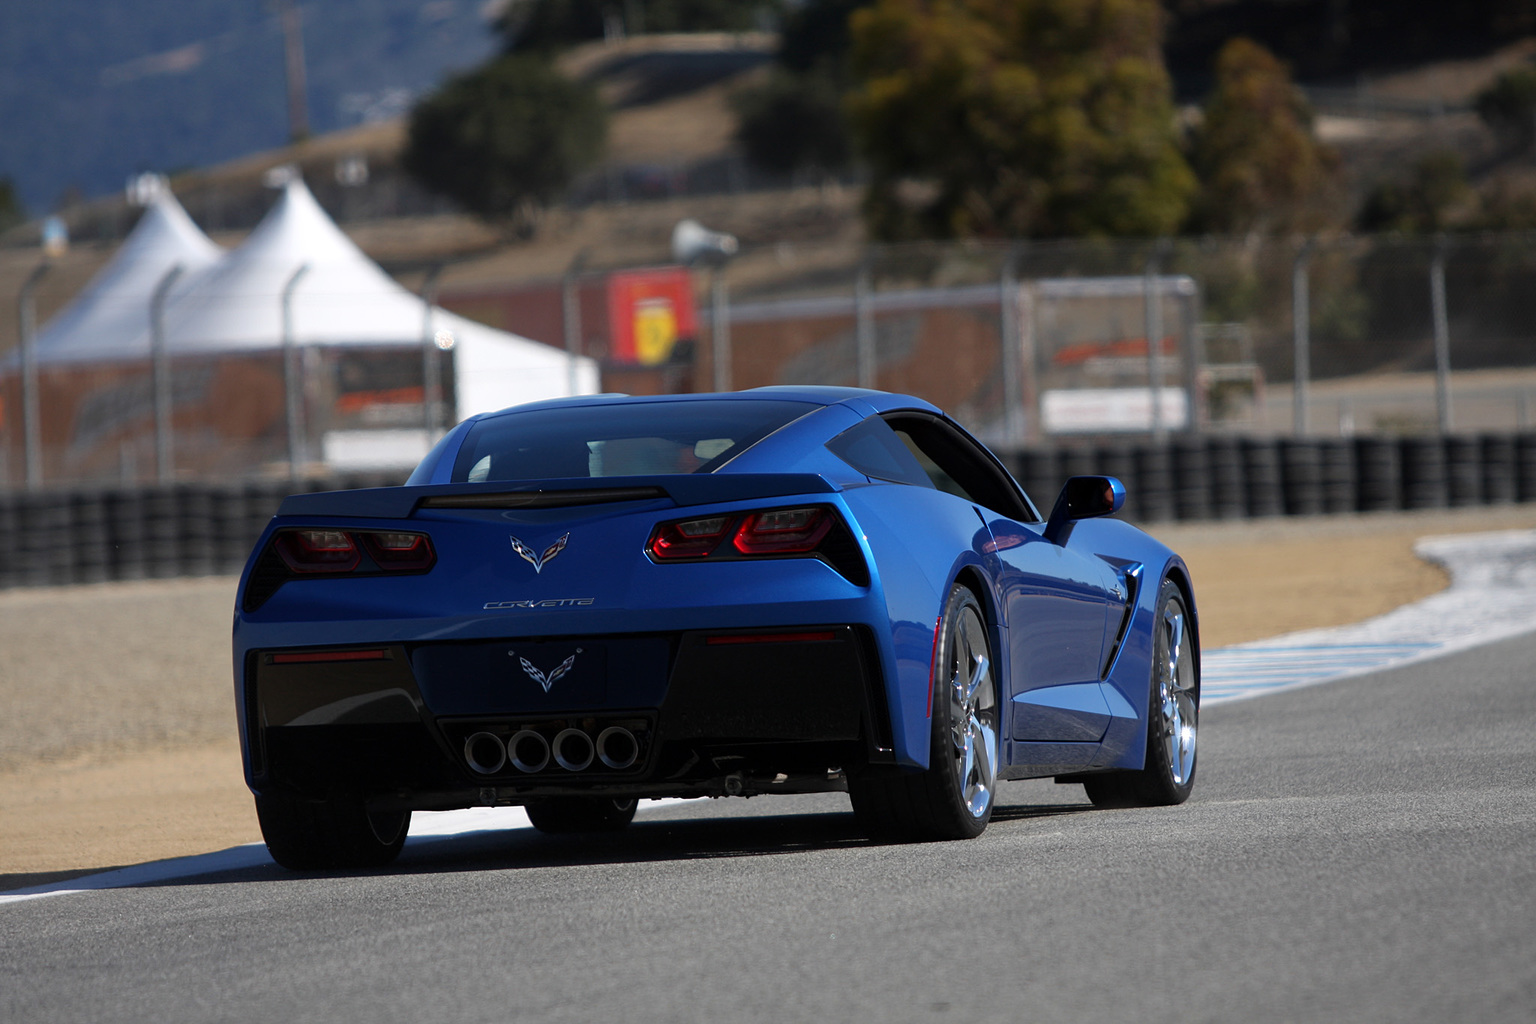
[1084, 578, 1198, 808]
[849, 584, 998, 841]
[525, 797, 638, 834]
[255, 790, 410, 870]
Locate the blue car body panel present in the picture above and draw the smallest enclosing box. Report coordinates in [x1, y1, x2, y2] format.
[232, 387, 1195, 807]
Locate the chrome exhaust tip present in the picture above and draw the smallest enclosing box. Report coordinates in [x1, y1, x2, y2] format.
[596, 726, 639, 770]
[464, 731, 507, 775]
[508, 729, 551, 774]
[552, 728, 595, 772]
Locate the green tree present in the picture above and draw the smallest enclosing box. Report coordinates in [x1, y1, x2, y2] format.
[734, 69, 852, 175]
[1188, 38, 1337, 234]
[733, 0, 871, 177]
[403, 55, 607, 225]
[0, 176, 25, 234]
[846, 0, 1195, 240]
[1474, 64, 1536, 154]
[1355, 150, 1469, 233]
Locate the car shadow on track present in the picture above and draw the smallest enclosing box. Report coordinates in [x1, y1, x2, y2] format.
[112, 797, 1099, 890]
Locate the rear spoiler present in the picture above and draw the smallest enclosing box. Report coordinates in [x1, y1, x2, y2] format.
[275, 474, 840, 519]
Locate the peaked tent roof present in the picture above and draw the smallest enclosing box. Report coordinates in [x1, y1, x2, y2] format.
[29, 190, 222, 364]
[29, 177, 597, 416]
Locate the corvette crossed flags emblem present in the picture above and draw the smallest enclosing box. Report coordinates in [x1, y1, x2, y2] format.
[509, 532, 569, 574]
[515, 652, 576, 693]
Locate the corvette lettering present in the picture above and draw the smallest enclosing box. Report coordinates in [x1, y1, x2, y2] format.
[483, 598, 596, 609]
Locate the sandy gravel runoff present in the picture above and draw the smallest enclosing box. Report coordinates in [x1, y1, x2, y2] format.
[4, 504, 1536, 888]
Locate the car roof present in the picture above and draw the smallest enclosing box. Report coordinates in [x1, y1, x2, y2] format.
[469, 387, 941, 422]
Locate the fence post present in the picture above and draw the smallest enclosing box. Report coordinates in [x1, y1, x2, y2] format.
[1431, 235, 1453, 434]
[711, 267, 731, 392]
[151, 263, 185, 484]
[1292, 238, 1312, 437]
[855, 259, 875, 391]
[1143, 240, 1169, 441]
[18, 261, 50, 490]
[282, 262, 311, 479]
[999, 245, 1026, 447]
[561, 250, 588, 397]
[420, 262, 444, 440]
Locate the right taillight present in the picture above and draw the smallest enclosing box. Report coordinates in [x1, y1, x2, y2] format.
[645, 505, 867, 585]
[731, 507, 832, 554]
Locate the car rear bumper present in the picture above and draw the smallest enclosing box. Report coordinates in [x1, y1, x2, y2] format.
[243, 625, 897, 807]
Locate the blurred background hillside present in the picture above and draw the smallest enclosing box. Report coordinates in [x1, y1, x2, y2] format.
[6, 0, 1536, 491]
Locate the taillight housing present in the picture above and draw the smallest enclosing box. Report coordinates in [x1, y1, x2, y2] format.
[275, 529, 362, 574]
[244, 528, 437, 611]
[732, 507, 832, 554]
[360, 531, 436, 571]
[645, 505, 867, 585]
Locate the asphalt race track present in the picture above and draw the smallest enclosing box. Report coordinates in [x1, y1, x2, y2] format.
[4, 622, 1535, 1023]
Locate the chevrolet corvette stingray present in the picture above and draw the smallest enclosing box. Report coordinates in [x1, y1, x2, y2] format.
[233, 387, 1198, 869]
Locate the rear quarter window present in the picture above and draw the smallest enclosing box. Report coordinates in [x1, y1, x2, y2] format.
[826, 416, 935, 489]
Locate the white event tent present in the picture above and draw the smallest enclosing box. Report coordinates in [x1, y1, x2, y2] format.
[21, 178, 598, 473]
[27, 189, 223, 365]
[158, 177, 599, 419]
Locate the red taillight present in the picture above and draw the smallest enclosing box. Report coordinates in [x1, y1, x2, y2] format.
[271, 529, 434, 575]
[644, 505, 866, 584]
[732, 507, 831, 555]
[361, 531, 435, 571]
[275, 529, 361, 573]
[648, 515, 732, 560]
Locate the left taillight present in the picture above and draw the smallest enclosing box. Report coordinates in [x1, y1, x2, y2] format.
[274, 529, 362, 573]
[360, 531, 436, 571]
[271, 528, 434, 576]
[244, 528, 437, 613]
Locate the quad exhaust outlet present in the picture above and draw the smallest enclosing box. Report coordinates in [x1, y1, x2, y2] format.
[463, 724, 640, 776]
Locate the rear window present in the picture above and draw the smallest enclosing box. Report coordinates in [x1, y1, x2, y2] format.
[450, 400, 818, 483]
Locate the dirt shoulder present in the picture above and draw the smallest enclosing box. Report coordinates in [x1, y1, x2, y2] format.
[4, 505, 1535, 887]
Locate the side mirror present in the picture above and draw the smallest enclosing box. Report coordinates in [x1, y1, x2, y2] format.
[1043, 476, 1125, 545]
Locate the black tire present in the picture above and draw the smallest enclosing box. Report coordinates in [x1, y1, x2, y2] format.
[525, 797, 638, 834]
[849, 584, 999, 841]
[1083, 578, 1199, 808]
[255, 790, 410, 870]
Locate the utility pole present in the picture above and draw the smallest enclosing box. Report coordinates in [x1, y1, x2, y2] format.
[280, 0, 310, 143]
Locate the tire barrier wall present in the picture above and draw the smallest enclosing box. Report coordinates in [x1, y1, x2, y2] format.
[0, 472, 404, 592]
[1011, 433, 1536, 527]
[3, 436, 1536, 592]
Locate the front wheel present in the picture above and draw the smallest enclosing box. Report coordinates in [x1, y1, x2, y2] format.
[849, 584, 999, 841]
[1084, 578, 1198, 808]
[525, 797, 638, 834]
[255, 790, 410, 870]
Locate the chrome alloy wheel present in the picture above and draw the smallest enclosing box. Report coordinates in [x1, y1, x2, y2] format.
[946, 601, 999, 819]
[1156, 602, 1197, 787]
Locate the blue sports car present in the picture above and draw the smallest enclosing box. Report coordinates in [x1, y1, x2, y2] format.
[233, 387, 1199, 869]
